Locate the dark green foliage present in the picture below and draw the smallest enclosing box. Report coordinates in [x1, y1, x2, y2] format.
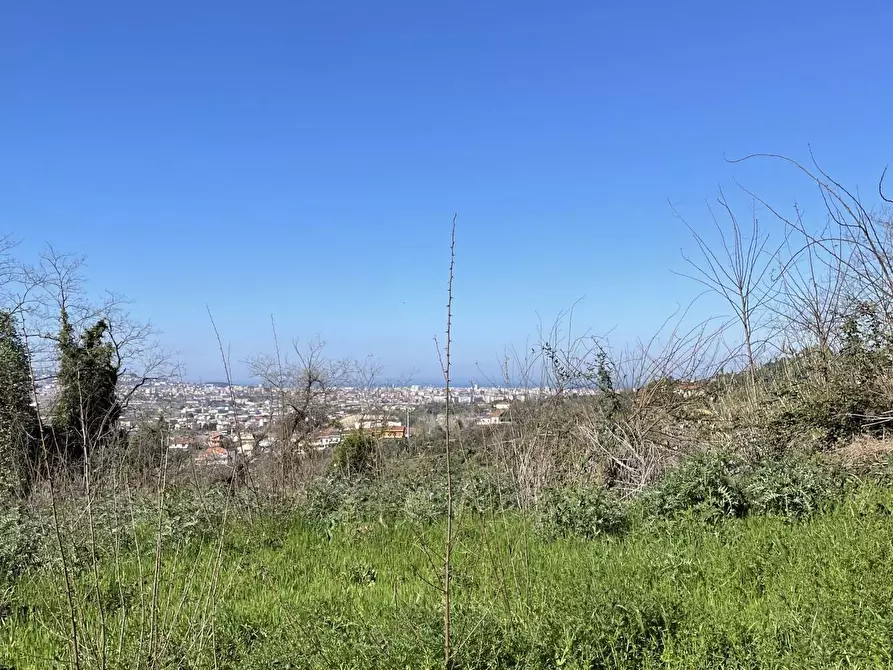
[300, 468, 517, 528]
[0, 312, 40, 499]
[301, 475, 366, 524]
[0, 505, 41, 581]
[645, 452, 842, 523]
[401, 485, 447, 523]
[536, 486, 628, 539]
[302, 475, 436, 526]
[330, 430, 377, 477]
[647, 452, 747, 522]
[53, 309, 122, 453]
[744, 455, 840, 519]
[765, 354, 876, 449]
[459, 470, 518, 514]
[767, 379, 866, 449]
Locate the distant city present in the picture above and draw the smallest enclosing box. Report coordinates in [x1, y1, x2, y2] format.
[34, 377, 587, 464]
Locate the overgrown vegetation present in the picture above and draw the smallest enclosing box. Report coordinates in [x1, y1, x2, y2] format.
[0, 311, 39, 500]
[5, 155, 893, 667]
[331, 430, 378, 477]
[5, 480, 893, 669]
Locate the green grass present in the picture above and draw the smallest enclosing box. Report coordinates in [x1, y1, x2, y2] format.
[4, 484, 893, 669]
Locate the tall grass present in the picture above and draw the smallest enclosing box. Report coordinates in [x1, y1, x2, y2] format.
[4, 481, 893, 669]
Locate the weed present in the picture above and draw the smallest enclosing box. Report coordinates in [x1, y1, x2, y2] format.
[536, 487, 628, 540]
[646, 451, 747, 522]
[744, 455, 840, 519]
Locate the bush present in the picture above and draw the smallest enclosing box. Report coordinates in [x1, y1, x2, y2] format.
[646, 452, 747, 522]
[401, 486, 446, 523]
[766, 309, 893, 451]
[301, 476, 411, 526]
[767, 379, 870, 451]
[536, 487, 627, 540]
[744, 456, 840, 519]
[0, 505, 41, 581]
[459, 470, 518, 515]
[302, 476, 362, 524]
[331, 431, 377, 477]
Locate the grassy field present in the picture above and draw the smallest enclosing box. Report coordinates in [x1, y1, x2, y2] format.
[3, 482, 893, 669]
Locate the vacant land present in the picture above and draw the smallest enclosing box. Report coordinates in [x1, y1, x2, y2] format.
[4, 481, 893, 670]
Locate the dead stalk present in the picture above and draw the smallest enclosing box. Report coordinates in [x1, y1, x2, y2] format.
[440, 214, 457, 669]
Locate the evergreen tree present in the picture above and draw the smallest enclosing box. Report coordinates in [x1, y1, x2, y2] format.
[53, 309, 122, 453]
[0, 312, 39, 498]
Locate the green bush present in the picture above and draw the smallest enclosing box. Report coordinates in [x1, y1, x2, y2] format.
[459, 471, 518, 514]
[744, 456, 840, 519]
[767, 379, 869, 450]
[0, 504, 41, 581]
[302, 476, 413, 526]
[302, 476, 364, 524]
[331, 430, 377, 477]
[646, 452, 747, 522]
[401, 486, 446, 523]
[536, 487, 627, 540]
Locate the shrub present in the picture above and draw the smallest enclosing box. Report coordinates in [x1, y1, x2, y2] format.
[401, 485, 446, 523]
[301, 476, 409, 526]
[744, 455, 840, 519]
[536, 487, 627, 539]
[331, 431, 377, 477]
[646, 452, 747, 522]
[302, 476, 361, 523]
[0, 505, 41, 581]
[161, 488, 233, 546]
[766, 308, 893, 451]
[767, 379, 870, 451]
[459, 470, 518, 514]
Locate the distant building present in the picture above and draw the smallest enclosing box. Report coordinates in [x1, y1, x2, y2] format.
[340, 414, 402, 431]
[477, 410, 505, 426]
[674, 381, 708, 398]
[234, 436, 255, 456]
[169, 436, 191, 450]
[310, 428, 344, 450]
[372, 426, 406, 440]
[195, 446, 229, 466]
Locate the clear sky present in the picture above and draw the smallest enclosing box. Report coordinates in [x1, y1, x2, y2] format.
[2, 1, 892, 383]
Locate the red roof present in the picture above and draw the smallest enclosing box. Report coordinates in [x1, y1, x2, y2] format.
[202, 446, 228, 457]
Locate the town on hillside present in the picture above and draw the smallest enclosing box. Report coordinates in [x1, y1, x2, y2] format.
[36, 379, 577, 466]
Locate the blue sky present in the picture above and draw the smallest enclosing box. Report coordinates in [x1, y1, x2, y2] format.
[2, 1, 892, 383]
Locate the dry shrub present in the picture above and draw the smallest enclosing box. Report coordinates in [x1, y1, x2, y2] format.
[484, 308, 730, 505]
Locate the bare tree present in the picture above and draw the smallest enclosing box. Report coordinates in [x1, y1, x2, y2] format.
[480, 301, 732, 503]
[771, 211, 849, 359]
[0, 245, 172, 482]
[248, 335, 356, 478]
[674, 189, 784, 382]
[730, 151, 893, 333]
[14, 246, 170, 395]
